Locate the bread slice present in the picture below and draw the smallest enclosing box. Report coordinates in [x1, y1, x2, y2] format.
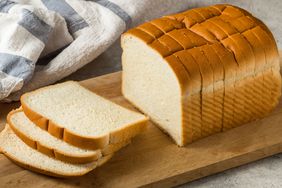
[0, 125, 97, 177]
[7, 109, 131, 163]
[121, 4, 281, 146]
[20, 81, 149, 150]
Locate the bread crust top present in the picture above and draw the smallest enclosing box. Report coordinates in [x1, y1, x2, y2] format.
[123, 4, 280, 94]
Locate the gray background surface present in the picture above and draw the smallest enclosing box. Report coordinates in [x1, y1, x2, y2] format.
[66, 1, 282, 187]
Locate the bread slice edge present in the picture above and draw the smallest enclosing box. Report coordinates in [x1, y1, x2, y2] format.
[20, 82, 149, 150]
[7, 108, 103, 164]
[0, 125, 97, 178]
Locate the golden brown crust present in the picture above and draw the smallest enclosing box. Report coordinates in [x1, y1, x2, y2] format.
[125, 29, 154, 44]
[201, 45, 224, 133]
[188, 47, 214, 137]
[138, 22, 164, 38]
[150, 17, 183, 33]
[123, 4, 281, 145]
[7, 109, 103, 164]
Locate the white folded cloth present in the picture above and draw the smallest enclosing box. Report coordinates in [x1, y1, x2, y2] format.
[0, 0, 193, 102]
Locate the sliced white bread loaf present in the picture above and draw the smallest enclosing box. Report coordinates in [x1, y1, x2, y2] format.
[121, 4, 281, 146]
[0, 125, 97, 177]
[7, 109, 131, 164]
[20, 81, 149, 150]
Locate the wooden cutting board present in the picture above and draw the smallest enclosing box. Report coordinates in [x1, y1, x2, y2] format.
[0, 52, 282, 188]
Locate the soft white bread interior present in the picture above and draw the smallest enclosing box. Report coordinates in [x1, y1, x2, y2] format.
[0, 125, 97, 177]
[20, 81, 149, 150]
[7, 109, 101, 164]
[122, 34, 185, 145]
[121, 4, 281, 146]
[8, 109, 131, 164]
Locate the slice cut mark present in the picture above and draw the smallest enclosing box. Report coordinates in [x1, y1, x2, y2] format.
[150, 40, 173, 57]
[164, 55, 194, 144]
[202, 14, 250, 127]
[192, 7, 217, 22]
[189, 47, 214, 137]
[242, 30, 270, 116]
[180, 16, 216, 137]
[228, 34, 256, 123]
[222, 5, 245, 18]
[212, 43, 237, 130]
[219, 14, 268, 117]
[158, 34, 184, 53]
[211, 4, 227, 12]
[181, 9, 205, 28]
[190, 24, 218, 43]
[167, 29, 198, 49]
[174, 51, 202, 141]
[139, 26, 199, 144]
[138, 22, 164, 38]
[201, 44, 224, 133]
[216, 7, 276, 121]
[164, 55, 193, 145]
[221, 36, 249, 127]
[136, 23, 213, 142]
[209, 16, 257, 124]
[150, 17, 183, 33]
[125, 29, 155, 44]
[170, 28, 207, 141]
[207, 6, 222, 16]
[251, 26, 281, 108]
[199, 18, 228, 40]
[195, 20, 242, 129]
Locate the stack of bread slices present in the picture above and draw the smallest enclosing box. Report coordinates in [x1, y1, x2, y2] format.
[0, 81, 148, 177]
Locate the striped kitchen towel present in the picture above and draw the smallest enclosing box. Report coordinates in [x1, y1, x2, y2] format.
[1, 0, 192, 102]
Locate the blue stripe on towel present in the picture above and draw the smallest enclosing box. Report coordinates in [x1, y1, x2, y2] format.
[91, 0, 132, 29]
[0, 53, 33, 80]
[18, 9, 53, 44]
[42, 0, 89, 35]
[0, 0, 16, 13]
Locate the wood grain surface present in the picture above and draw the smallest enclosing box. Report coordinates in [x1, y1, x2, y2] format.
[0, 52, 281, 188]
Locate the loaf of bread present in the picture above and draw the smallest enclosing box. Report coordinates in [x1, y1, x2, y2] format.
[121, 4, 281, 146]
